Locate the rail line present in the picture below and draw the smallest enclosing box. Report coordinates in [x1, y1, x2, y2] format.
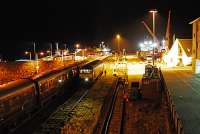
[34, 88, 89, 134]
[96, 80, 126, 134]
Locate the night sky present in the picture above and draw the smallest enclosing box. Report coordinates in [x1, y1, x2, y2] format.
[0, 0, 199, 60]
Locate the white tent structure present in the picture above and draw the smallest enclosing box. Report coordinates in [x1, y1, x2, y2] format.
[163, 39, 192, 67]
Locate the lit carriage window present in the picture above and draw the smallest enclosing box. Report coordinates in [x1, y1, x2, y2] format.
[80, 69, 91, 73]
[58, 79, 62, 83]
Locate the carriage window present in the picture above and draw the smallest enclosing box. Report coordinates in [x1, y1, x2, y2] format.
[9, 98, 15, 106]
[80, 69, 91, 73]
[66, 73, 69, 79]
[0, 102, 5, 113]
[40, 82, 47, 93]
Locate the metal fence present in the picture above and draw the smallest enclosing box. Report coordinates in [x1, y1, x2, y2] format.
[159, 69, 184, 134]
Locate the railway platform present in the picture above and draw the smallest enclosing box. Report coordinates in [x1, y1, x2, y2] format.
[162, 66, 200, 134]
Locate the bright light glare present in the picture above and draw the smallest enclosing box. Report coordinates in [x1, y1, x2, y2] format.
[127, 63, 145, 75]
[58, 79, 62, 83]
[163, 39, 192, 67]
[116, 34, 120, 39]
[85, 77, 89, 82]
[36, 65, 39, 69]
[144, 41, 148, 45]
[76, 44, 80, 48]
[149, 9, 158, 13]
[64, 51, 68, 55]
[140, 43, 144, 48]
[103, 48, 110, 52]
[163, 40, 179, 67]
[40, 52, 44, 55]
[153, 43, 157, 47]
[149, 41, 152, 44]
[162, 40, 165, 44]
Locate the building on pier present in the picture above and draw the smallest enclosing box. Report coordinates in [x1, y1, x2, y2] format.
[189, 17, 200, 74]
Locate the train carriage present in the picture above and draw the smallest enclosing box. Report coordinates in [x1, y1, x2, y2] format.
[79, 60, 104, 83]
[0, 79, 37, 131]
[34, 67, 78, 105]
[0, 65, 79, 133]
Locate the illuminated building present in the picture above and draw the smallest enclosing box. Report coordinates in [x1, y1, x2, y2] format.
[163, 39, 192, 67]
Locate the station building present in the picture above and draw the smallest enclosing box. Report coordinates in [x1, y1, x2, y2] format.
[190, 17, 200, 74]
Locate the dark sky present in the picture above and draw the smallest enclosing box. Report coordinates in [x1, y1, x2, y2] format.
[0, 0, 199, 60]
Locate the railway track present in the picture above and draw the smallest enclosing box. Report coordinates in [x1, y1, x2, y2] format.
[34, 88, 89, 134]
[95, 79, 126, 134]
[34, 61, 106, 134]
[11, 78, 82, 134]
[107, 86, 125, 134]
[6, 57, 108, 134]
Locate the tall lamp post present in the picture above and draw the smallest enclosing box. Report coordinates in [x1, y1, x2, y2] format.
[149, 9, 157, 39]
[50, 43, 53, 58]
[149, 9, 157, 66]
[75, 44, 80, 61]
[33, 42, 36, 60]
[25, 51, 31, 61]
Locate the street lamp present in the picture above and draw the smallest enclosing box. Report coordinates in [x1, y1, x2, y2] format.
[40, 52, 44, 56]
[50, 43, 53, 58]
[75, 44, 80, 61]
[33, 42, 37, 61]
[25, 51, 31, 61]
[47, 50, 50, 53]
[149, 9, 158, 65]
[116, 34, 120, 52]
[140, 43, 144, 49]
[76, 44, 80, 49]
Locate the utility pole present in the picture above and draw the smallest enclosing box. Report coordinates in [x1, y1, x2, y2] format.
[33, 42, 36, 60]
[50, 43, 53, 58]
[64, 44, 67, 50]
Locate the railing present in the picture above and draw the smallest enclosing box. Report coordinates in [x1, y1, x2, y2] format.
[159, 69, 184, 134]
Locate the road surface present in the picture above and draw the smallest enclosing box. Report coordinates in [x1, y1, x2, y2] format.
[162, 67, 200, 134]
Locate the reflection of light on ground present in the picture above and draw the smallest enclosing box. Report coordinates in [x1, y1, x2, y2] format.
[127, 62, 145, 75]
[161, 66, 192, 71]
[126, 55, 138, 59]
[156, 62, 192, 71]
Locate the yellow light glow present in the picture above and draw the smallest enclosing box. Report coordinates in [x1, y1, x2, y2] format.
[116, 34, 120, 39]
[182, 50, 192, 66]
[162, 40, 192, 67]
[163, 40, 178, 67]
[149, 9, 158, 13]
[127, 63, 145, 75]
[76, 44, 80, 48]
[36, 65, 39, 69]
[40, 52, 44, 56]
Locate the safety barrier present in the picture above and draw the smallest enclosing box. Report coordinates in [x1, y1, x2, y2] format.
[159, 69, 184, 134]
